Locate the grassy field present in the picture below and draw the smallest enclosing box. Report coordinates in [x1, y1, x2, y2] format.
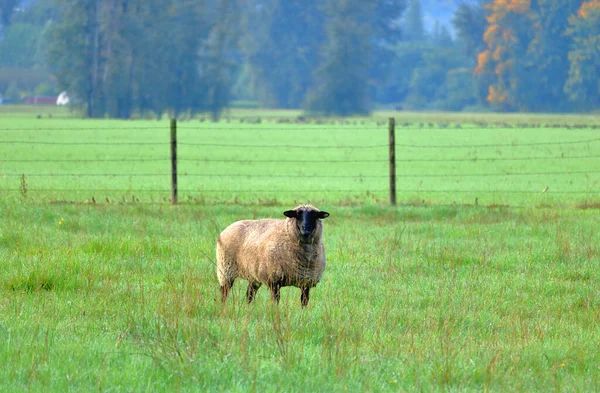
[0, 109, 599, 391]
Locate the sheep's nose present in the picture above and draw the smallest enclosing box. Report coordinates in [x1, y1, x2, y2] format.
[301, 226, 311, 233]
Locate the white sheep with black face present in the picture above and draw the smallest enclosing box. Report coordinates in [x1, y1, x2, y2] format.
[216, 204, 330, 307]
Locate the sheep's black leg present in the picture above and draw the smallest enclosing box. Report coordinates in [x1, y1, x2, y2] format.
[301, 287, 310, 307]
[246, 282, 260, 304]
[270, 283, 281, 304]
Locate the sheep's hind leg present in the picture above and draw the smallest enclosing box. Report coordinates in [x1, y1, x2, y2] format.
[220, 279, 234, 303]
[300, 287, 310, 307]
[246, 282, 261, 304]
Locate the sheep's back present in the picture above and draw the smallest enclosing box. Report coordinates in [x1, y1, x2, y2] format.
[218, 219, 286, 281]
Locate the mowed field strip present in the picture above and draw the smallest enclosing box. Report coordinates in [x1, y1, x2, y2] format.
[0, 111, 599, 391]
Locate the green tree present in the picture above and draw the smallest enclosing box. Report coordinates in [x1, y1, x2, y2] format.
[452, 1, 488, 58]
[564, 0, 600, 110]
[404, 44, 473, 110]
[46, 0, 235, 119]
[524, 0, 582, 111]
[431, 20, 453, 47]
[201, 0, 240, 120]
[0, 22, 45, 67]
[378, 42, 424, 104]
[452, 1, 490, 106]
[0, 1, 57, 68]
[370, 0, 406, 105]
[305, 0, 371, 116]
[0, 0, 19, 29]
[46, 0, 103, 117]
[240, 0, 323, 108]
[404, 0, 425, 42]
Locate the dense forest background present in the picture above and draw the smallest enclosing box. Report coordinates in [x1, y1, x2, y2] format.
[0, 0, 598, 118]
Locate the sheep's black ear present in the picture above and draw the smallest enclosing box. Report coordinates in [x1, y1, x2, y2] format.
[318, 211, 330, 219]
[283, 210, 297, 218]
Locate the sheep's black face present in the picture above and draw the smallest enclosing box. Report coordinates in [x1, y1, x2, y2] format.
[284, 207, 330, 243]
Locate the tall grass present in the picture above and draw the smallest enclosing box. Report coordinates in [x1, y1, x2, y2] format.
[1, 201, 599, 391]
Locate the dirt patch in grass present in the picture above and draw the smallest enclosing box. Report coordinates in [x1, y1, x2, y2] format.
[575, 202, 600, 210]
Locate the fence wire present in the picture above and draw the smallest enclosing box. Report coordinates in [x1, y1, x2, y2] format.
[2, 169, 600, 178]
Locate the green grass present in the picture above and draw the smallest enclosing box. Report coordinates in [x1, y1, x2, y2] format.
[1, 201, 598, 392]
[1, 110, 599, 391]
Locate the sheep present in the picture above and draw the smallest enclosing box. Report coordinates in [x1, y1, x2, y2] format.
[216, 204, 330, 307]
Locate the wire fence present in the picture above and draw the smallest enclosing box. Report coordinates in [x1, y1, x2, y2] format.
[1, 119, 599, 205]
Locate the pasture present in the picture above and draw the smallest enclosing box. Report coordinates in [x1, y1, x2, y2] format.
[0, 109, 599, 391]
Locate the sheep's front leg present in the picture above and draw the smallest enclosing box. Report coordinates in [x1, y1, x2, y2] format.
[300, 287, 310, 307]
[246, 282, 261, 304]
[269, 283, 281, 304]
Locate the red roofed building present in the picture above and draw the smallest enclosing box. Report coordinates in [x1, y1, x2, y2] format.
[24, 96, 58, 105]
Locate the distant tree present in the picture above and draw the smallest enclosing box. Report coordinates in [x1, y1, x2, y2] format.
[404, 0, 426, 42]
[160, 0, 206, 118]
[564, 0, 600, 110]
[452, 1, 488, 58]
[474, 0, 589, 112]
[0, 0, 19, 29]
[239, 0, 405, 111]
[373, 0, 406, 41]
[0, 1, 59, 68]
[46, 0, 103, 117]
[431, 20, 453, 47]
[524, 0, 581, 111]
[370, 0, 407, 104]
[240, 0, 323, 109]
[46, 0, 235, 119]
[438, 68, 478, 110]
[404, 44, 473, 110]
[0, 22, 45, 67]
[305, 0, 371, 116]
[380, 42, 425, 104]
[474, 0, 538, 111]
[201, 0, 240, 121]
[452, 1, 490, 106]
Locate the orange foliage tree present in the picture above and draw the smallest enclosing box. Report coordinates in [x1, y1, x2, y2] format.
[475, 0, 538, 111]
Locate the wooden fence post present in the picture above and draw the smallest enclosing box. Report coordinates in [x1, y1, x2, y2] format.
[170, 118, 178, 204]
[389, 117, 396, 206]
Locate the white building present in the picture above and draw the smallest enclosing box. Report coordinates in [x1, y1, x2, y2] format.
[56, 91, 70, 106]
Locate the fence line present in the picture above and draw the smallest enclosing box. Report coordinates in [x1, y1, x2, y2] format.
[0, 141, 168, 146]
[1, 188, 596, 195]
[2, 155, 600, 164]
[2, 136, 599, 148]
[2, 124, 599, 133]
[0, 158, 170, 163]
[0, 140, 389, 149]
[3, 169, 600, 178]
[1, 118, 599, 205]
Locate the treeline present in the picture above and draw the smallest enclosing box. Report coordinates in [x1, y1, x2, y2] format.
[0, 0, 406, 118]
[45, 0, 238, 119]
[0, 0, 598, 117]
[456, 0, 600, 112]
